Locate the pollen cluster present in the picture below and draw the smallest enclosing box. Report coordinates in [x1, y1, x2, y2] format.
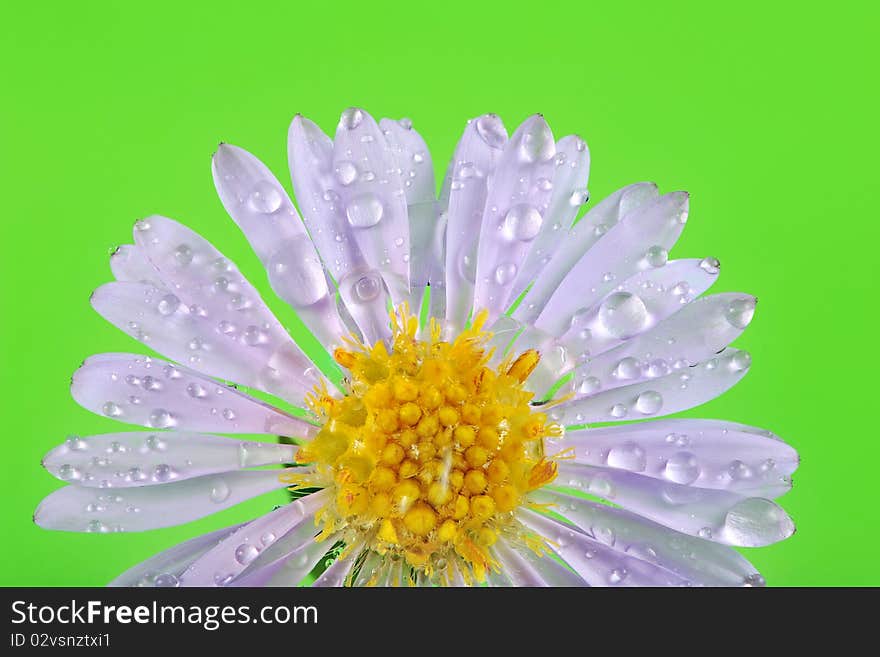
[292, 308, 561, 583]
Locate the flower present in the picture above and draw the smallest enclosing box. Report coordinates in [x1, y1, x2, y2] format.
[35, 108, 798, 587]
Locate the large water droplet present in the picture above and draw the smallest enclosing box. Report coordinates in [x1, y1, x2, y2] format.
[645, 245, 669, 267]
[148, 409, 174, 428]
[339, 107, 364, 130]
[494, 263, 517, 285]
[267, 237, 328, 308]
[664, 452, 700, 484]
[235, 543, 260, 565]
[502, 204, 543, 242]
[210, 479, 231, 503]
[247, 181, 282, 214]
[598, 292, 648, 339]
[607, 442, 647, 472]
[102, 401, 122, 417]
[722, 498, 794, 547]
[635, 390, 663, 415]
[726, 298, 756, 329]
[354, 274, 381, 302]
[519, 117, 555, 163]
[346, 193, 384, 228]
[614, 357, 642, 380]
[699, 257, 720, 274]
[154, 573, 180, 587]
[475, 114, 506, 149]
[334, 160, 358, 186]
[157, 294, 180, 316]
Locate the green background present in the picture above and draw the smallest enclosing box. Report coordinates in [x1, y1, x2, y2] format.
[1, 0, 876, 586]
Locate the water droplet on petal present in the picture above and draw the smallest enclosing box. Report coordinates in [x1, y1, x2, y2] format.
[664, 452, 700, 484]
[148, 409, 174, 428]
[102, 402, 122, 417]
[475, 114, 506, 149]
[354, 274, 381, 302]
[519, 118, 555, 163]
[247, 180, 282, 214]
[726, 298, 756, 329]
[502, 204, 543, 242]
[210, 479, 231, 503]
[157, 294, 180, 316]
[235, 543, 260, 565]
[645, 245, 669, 267]
[335, 160, 358, 186]
[346, 193, 384, 228]
[494, 263, 517, 285]
[607, 442, 647, 471]
[174, 244, 193, 266]
[635, 390, 663, 415]
[243, 325, 269, 346]
[699, 257, 721, 274]
[598, 292, 648, 339]
[154, 573, 180, 587]
[339, 107, 364, 130]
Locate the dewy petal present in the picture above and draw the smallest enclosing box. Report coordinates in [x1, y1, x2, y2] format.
[380, 118, 442, 313]
[557, 258, 721, 358]
[42, 432, 298, 488]
[91, 281, 318, 405]
[34, 469, 295, 533]
[509, 133, 590, 301]
[493, 539, 588, 586]
[288, 114, 392, 344]
[331, 108, 411, 303]
[233, 529, 337, 587]
[553, 348, 752, 425]
[178, 490, 327, 586]
[473, 115, 557, 322]
[552, 419, 798, 498]
[128, 215, 318, 404]
[311, 543, 363, 587]
[554, 461, 796, 547]
[518, 508, 691, 586]
[534, 191, 689, 336]
[514, 182, 659, 324]
[110, 245, 161, 284]
[441, 113, 508, 331]
[528, 487, 765, 586]
[109, 522, 247, 587]
[212, 144, 347, 350]
[569, 293, 756, 396]
[71, 353, 317, 437]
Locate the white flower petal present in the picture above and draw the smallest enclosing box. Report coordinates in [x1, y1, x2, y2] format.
[212, 144, 347, 349]
[380, 118, 441, 297]
[178, 490, 326, 586]
[569, 292, 756, 396]
[109, 522, 247, 587]
[34, 469, 294, 532]
[91, 281, 319, 405]
[554, 461, 795, 547]
[518, 508, 691, 586]
[552, 418, 797, 497]
[71, 353, 317, 437]
[473, 115, 557, 322]
[553, 348, 751, 424]
[43, 432, 298, 488]
[494, 540, 587, 586]
[514, 182, 659, 325]
[510, 134, 590, 300]
[110, 245, 160, 284]
[441, 114, 508, 331]
[534, 191, 689, 336]
[528, 487, 764, 586]
[231, 527, 335, 587]
[129, 215, 318, 404]
[331, 108, 411, 303]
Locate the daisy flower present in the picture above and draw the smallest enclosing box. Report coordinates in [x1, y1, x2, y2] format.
[35, 108, 797, 587]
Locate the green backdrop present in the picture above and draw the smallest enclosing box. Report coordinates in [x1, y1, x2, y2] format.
[1, 0, 876, 586]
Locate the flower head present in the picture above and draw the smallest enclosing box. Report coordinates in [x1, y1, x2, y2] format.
[36, 108, 797, 587]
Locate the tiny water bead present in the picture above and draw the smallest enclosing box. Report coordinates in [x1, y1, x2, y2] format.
[291, 307, 562, 584]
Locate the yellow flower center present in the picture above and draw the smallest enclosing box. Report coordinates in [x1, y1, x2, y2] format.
[291, 307, 561, 584]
